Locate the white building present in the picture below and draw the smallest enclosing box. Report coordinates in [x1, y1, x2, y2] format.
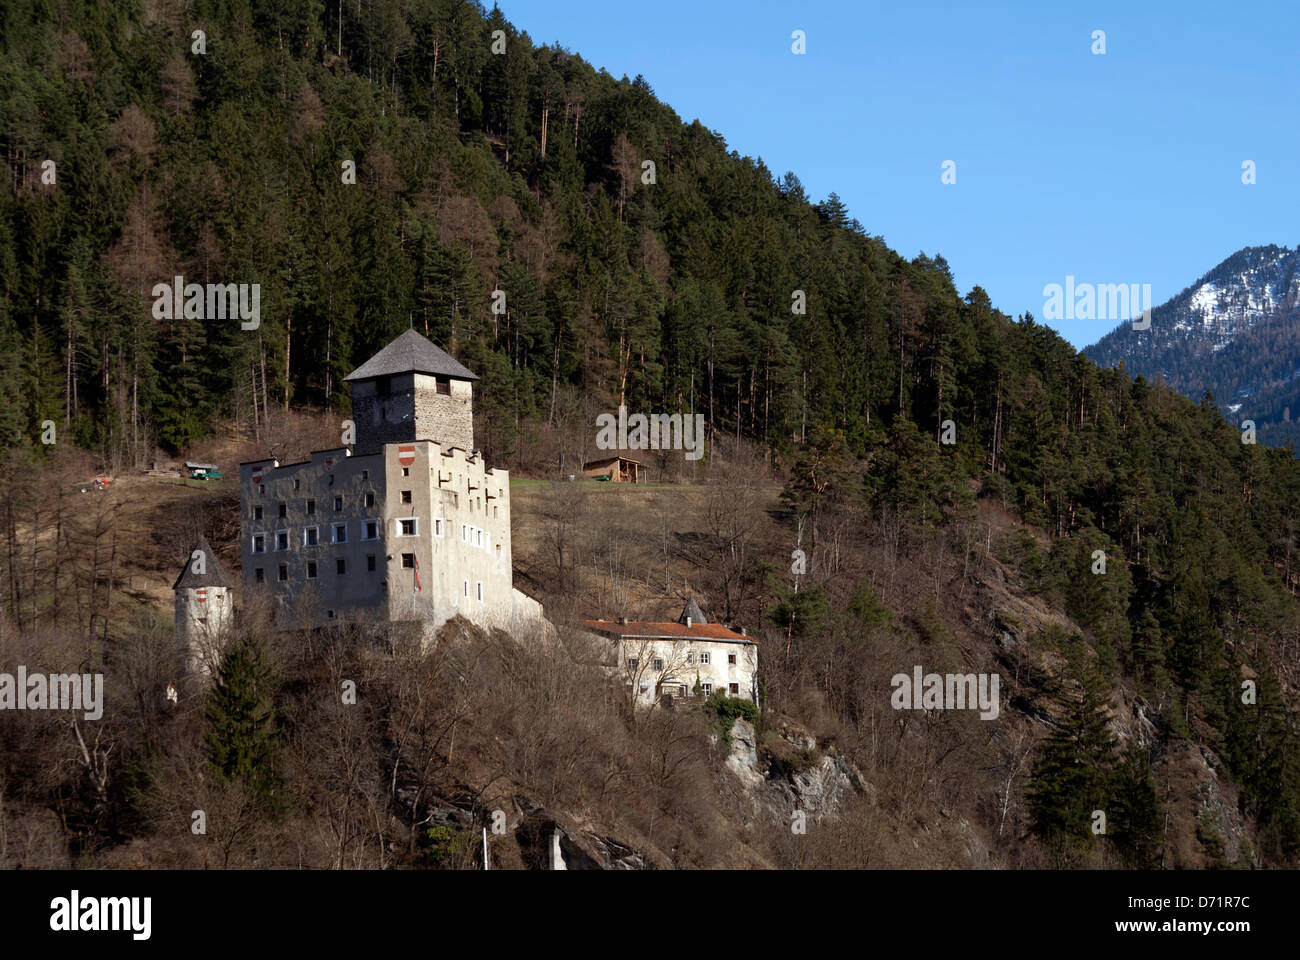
[238, 329, 545, 639]
[173, 537, 235, 681]
[584, 599, 759, 705]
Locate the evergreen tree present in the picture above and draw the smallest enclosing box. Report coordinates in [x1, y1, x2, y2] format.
[204, 633, 285, 814]
[1028, 641, 1117, 860]
[1223, 663, 1300, 860]
[1108, 742, 1163, 868]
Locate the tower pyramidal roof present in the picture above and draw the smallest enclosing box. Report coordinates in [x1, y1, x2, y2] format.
[678, 597, 707, 625]
[344, 329, 478, 382]
[173, 537, 234, 590]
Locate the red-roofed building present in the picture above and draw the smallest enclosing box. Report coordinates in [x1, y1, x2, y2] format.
[583, 599, 758, 705]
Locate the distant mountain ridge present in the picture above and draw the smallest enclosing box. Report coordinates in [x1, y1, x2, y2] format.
[1084, 244, 1300, 447]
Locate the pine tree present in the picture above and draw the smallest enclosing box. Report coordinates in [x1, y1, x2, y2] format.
[204, 633, 285, 814]
[1028, 641, 1117, 860]
[1224, 663, 1300, 860]
[865, 414, 959, 528]
[1108, 742, 1163, 867]
[1131, 609, 1165, 686]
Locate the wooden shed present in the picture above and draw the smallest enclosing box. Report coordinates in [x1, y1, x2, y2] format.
[582, 456, 643, 483]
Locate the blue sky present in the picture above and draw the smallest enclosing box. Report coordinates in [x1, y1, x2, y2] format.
[498, 0, 1299, 349]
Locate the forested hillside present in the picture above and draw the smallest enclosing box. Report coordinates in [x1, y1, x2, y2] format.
[3, 0, 1300, 867]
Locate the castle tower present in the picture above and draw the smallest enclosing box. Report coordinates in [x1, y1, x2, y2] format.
[343, 329, 479, 456]
[173, 537, 235, 681]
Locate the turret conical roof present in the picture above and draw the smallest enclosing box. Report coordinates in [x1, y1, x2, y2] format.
[678, 597, 707, 625]
[173, 537, 234, 590]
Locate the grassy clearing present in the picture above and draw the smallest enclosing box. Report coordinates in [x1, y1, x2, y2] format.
[511, 477, 683, 491]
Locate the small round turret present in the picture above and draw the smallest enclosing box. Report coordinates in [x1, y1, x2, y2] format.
[173, 537, 235, 681]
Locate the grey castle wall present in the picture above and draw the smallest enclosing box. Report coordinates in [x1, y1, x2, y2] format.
[352, 373, 473, 455]
[415, 382, 474, 451]
[239, 441, 545, 640]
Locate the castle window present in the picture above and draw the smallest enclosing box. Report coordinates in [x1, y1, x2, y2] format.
[259, 483, 265, 495]
[362, 470, 369, 480]
[401, 490, 412, 504]
[327, 610, 336, 619]
[252, 534, 266, 554]
[687, 652, 694, 664]
[332, 523, 347, 543]
[367, 554, 376, 571]
[434, 518, 443, 537]
[436, 377, 450, 395]
[397, 518, 417, 537]
[334, 495, 343, 511]
[294, 479, 300, 491]
[463, 579, 469, 598]
[493, 505, 498, 518]
[362, 520, 378, 540]
[304, 526, 319, 547]
[401, 553, 414, 569]
[475, 529, 482, 547]
[306, 498, 316, 515]
[336, 557, 346, 575]
[329, 474, 334, 486]
[278, 564, 288, 582]
[275, 531, 289, 551]
[255, 567, 265, 583]
[476, 581, 483, 601]
[306, 561, 317, 579]
[699, 652, 711, 665]
[365, 492, 375, 508]
[627, 658, 639, 671]
[728, 654, 737, 665]
[279, 503, 287, 518]
[254, 506, 263, 521]
[729, 683, 739, 696]
[402, 467, 410, 477]
[701, 683, 713, 696]
[652, 658, 664, 672]
[461, 523, 468, 542]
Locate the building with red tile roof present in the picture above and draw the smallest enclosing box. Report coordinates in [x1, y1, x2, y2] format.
[583, 600, 758, 705]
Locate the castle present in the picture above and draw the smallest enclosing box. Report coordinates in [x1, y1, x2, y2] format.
[173, 330, 754, 706]
[234, 329, 544, 639]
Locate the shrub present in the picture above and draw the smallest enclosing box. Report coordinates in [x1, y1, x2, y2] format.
[704, 691, 760, 744]
[424, 826, 474, 867]
[768, 746, 820, 781]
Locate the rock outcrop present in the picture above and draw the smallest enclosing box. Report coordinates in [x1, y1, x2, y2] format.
[725, 718, 873, 822]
